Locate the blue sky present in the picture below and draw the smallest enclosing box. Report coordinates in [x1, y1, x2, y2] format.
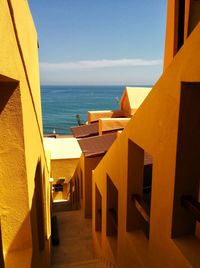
[28, 0, 168, 85]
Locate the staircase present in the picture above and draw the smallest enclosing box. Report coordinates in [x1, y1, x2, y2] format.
[51, 259, 105, 268]
[52, 200, 72, 213]
[51, 209, 105, 268]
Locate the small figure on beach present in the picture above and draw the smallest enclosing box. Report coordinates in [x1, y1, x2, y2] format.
[53, 129, 56, 134]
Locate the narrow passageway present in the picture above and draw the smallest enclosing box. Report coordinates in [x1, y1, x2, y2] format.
[51, 209, 105, 267]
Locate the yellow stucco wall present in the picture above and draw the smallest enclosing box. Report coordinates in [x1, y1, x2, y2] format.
[88, 110, 125, 124]
[85, 156, 102, 218]
[71, 154, 102, 218]
[75, 154, 85, 210]
[99, 118, 130, 135]
[45, 151, 51, 174]
[93, 21, 200, 268]
[51, 158, 79, 201]
[120, 87, 152, 117]
[0, 1, 51, 267]
[51, 159, 79, 182]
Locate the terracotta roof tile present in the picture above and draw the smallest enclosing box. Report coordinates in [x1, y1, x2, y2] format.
[71, 123, 99, 138]
[77, 132, 117, 157]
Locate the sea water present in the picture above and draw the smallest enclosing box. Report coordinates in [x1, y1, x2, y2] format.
[41, 85, 150, 135]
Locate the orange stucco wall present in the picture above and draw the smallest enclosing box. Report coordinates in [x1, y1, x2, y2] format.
[72, 154, 102, 218]
[85, 156, 102, 218]
[188, 0, 200, 36]
[93, 22, 200, 268]
[99, 118, 130, 135]
[88, 110, 125, 124]
[163, 0, 179, 71]
[163, 0, 200, 71]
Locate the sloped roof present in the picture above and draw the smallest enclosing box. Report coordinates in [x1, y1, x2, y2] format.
[71, 122, 99, 138]
[77, 133, 117, 157]
[120, 87, 152, 116]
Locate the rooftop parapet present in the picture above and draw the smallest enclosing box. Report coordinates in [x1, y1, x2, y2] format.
[120, 87, 152, 117]
[88, 110, 126, 124]
[98, 118, 130, 135]
[87, 87, 152, 124]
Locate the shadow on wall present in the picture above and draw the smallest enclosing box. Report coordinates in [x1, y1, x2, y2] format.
[4, 160, 50, 268]
[0, 80, 18, 114]
[30, 160, 46, 267]
[0, 221, 4, 268]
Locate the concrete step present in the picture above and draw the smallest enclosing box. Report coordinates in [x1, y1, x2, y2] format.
[51, 210, 106, 268]
[52, 200, 72, 212]
[51, 258, 105, 267]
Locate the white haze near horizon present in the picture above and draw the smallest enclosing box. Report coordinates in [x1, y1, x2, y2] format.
[39, 58, 163, 86]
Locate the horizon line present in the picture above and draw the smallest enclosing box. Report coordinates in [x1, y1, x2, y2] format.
[40, 84, 154, 87]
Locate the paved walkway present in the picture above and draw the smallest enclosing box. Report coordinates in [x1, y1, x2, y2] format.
[51, 210, 105, 268]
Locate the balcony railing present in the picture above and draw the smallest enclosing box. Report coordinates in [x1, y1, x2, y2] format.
[143, 185, 152, 194]
[132, 194, 150, 224]
[181, 195, 200, 222]
[109, 207, 118, 228]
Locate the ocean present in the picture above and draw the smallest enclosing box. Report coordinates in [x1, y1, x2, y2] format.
[41, 85, 150, 135]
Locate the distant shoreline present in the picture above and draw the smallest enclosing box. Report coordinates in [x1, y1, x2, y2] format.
[41, 84, 153, 87]
[41, 85, 152, 136]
